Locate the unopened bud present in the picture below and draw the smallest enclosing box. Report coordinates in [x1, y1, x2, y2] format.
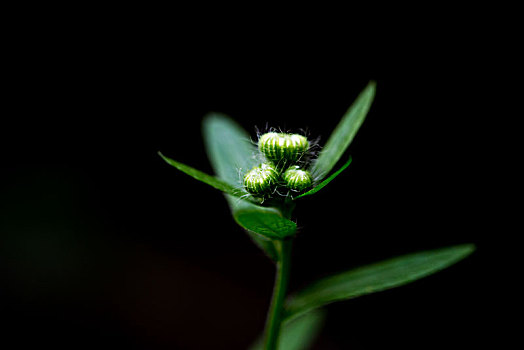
[282, 165, 313, 192]
[258, 132, 309, 166]
[243, 163, 279, 196]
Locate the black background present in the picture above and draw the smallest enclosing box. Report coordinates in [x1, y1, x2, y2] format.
[1, 12, 507, 350]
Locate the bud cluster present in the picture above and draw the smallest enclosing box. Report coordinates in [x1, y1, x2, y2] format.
[243, 132, 313, 198]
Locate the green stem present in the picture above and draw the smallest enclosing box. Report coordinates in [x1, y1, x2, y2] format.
[264, 238, 293, 350]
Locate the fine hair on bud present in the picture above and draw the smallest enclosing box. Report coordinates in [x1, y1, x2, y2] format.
[258, 132, 310, 168]
[282, 165, 313, 192]
[243, 163, 279, 197]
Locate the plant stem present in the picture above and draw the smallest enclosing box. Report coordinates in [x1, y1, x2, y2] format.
[263, 238, 293, 350]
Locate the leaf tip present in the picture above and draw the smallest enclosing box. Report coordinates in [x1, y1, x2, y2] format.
[202, 111, 232, 125]
[365, 80, 377, 97]
[458, 243, 477, 256]
[157, 151, 170, 163]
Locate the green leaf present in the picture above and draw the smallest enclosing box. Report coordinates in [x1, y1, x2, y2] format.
[296, 157, 352, 199]
[202, 113, 293, 254]
[233, 204, 297, 240]
[202, 112, 258, 187]
[159, 152, 248, 198]
[312, 81, 376, 179]
[284, 244, 475, 322]
[249, 309, 326, 350]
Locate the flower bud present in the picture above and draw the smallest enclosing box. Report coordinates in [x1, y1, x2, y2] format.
[282, 165, 313, 192]
[258, 132, 309, 166]
[243, 163, 279, 196]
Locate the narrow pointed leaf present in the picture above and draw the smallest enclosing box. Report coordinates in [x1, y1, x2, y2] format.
[284, 244, 475, 322]
[296, 157, 352, 199]
[312, 81, 376, 179]
[249, 309, 326, 350]
[159, 152, 248, 198]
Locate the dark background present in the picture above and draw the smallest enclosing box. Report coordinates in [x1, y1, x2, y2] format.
[1, 14, 506, 350]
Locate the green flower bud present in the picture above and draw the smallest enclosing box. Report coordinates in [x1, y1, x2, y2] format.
[243, 163, 279, 196]
[258, 132, 309, 166]
[282, 165, 313, 192]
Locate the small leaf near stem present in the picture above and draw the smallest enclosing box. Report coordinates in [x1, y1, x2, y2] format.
[234, 209, 297, 240]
